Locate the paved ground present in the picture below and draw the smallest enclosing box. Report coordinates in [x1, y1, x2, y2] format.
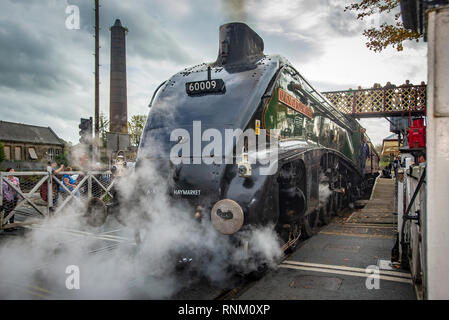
[236, 177, 416, 300]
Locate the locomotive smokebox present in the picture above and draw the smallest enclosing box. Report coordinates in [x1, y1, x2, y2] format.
[109, 19, 128, 134]
[215, 22, 264, 66]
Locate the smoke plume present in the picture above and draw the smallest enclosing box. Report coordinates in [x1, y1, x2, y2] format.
[222, 0, 248, 22]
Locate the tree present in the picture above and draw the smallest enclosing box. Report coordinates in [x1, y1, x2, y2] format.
[56, 148, 69, 167]
[99, 112, 109, 148]
[0, 142, 5, 165]
[345, 0, 421, 52]
[128, 115, 147, 147]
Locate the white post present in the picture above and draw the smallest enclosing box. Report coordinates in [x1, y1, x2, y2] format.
[47, 168, 53, 214]
[426, 4, 449, 300]
[88, 174, 92, 199]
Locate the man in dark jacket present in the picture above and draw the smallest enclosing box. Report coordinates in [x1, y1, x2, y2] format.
[360, 137, 370, 175]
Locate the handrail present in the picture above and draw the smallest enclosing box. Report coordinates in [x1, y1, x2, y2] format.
[400, 165, 426, 268]
[404, 166, 426, 219]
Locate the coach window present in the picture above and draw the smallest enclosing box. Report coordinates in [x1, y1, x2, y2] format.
[262, 66, 310, 141]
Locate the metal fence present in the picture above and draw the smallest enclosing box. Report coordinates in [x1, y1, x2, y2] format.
[0, 171, 115, 230]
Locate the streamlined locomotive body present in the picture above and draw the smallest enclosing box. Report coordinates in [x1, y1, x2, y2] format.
[136, 23, 379, 249]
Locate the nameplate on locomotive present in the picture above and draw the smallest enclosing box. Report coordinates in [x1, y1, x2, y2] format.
[278, 88, 313, 119]
[186, 79, 226, 96]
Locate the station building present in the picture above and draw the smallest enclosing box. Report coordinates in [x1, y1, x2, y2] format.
[0, 120, 65, 170]
[381, 133, 402, 158]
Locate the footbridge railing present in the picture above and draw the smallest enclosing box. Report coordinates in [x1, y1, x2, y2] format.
[323, 85, 426, 118]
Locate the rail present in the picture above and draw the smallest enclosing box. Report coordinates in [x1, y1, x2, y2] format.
[0, 171, 115, 230]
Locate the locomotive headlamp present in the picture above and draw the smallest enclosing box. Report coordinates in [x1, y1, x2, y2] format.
[211, 199, 244, 235]
[194, 205, 203, 221]
[237, 150, 252, 178]
[238, 164, 249, 176]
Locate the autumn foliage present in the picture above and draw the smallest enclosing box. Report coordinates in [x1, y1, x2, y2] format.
[345, 0, 421, 52]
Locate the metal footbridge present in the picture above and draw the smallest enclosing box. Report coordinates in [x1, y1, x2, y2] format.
[323, 85, 426, 118]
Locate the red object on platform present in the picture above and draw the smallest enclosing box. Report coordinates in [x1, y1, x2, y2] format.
[408, 118, 426, 148]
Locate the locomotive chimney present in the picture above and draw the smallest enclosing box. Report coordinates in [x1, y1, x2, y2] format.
[215, 22, 264, 67]
[109, 19, 128, 134]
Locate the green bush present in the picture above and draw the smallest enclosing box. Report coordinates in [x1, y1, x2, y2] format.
[56, 148, 69, 167]
[0, 142, 5, 168]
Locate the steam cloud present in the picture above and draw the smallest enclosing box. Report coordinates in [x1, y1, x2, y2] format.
[222, 0, 248, 22]
[0, 159, 283, 299]
[319, 171, 332, 209]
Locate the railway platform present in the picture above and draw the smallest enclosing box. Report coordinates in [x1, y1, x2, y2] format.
[236, 177, 416, 300]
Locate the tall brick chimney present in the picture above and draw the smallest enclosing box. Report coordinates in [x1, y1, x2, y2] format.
[109, 19, 128, 134]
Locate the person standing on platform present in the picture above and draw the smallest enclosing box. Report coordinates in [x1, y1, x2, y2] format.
[360, 136, 370, 175]
[47, 161, 64, 210]
[1, 168, 20, 228]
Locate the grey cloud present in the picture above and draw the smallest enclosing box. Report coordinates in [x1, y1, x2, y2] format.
[326, 1, 364, 37]
[312, 80, 360, 92]
[76, 0, 194, 64]
[0, 0, 93, 93]
[0, 18, 77, 92]
[263, 35, 324, 64]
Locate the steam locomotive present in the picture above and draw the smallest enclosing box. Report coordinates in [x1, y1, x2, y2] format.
[135, 22, 379, 251]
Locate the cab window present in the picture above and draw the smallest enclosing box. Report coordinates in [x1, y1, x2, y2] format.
[262, 66, 314, 141]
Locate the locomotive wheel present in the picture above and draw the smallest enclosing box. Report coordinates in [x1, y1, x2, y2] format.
[328, 193, 337, 216]
[300, 211, 317, 239]
[85, 198, 108, 227]
[285, 223, 301, 253]
[332, 192, 339, 215]
[248, 263, 268, 280]
[319, 205, 331, 225]
[337, 193, 344, 211]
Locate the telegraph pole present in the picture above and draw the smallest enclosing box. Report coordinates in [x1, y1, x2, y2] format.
[94, 0, 100, 165]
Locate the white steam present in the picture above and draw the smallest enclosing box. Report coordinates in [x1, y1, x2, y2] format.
[0, 159, 282, 299]
[318, 171, 332, 208]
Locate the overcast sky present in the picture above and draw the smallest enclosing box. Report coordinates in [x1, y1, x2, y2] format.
[0, 0, 427, 146]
